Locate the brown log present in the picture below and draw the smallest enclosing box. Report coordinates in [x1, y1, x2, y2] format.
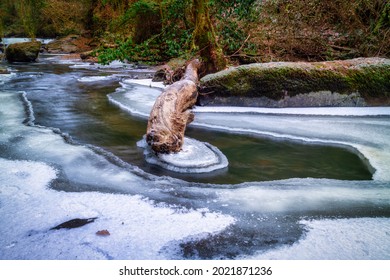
[146, 59, 201, 153]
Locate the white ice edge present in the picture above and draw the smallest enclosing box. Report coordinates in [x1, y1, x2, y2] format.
[137, 137, 229, 173]
[194, 106, 390, 116]
[107, 93, 150, 118]
[122, 78, 167, 89]
[77, 76, 116, 82]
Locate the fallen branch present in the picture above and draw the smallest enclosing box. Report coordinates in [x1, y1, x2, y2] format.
[146, 59, 201, 153]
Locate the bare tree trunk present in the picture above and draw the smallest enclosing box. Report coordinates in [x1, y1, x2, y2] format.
[146, 59, 201, 154]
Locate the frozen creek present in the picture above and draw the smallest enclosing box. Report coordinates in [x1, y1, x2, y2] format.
[0, 58, 389, 260]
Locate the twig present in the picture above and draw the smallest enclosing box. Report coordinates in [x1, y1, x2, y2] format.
[329, 44, 357, 52]
[230, 34, 251, 57]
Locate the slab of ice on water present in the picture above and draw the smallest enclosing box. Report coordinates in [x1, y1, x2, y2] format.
[77, 75, 116, 82]
[137, 136, 228, 173]
[194, 106, 390, 116]
[122, 78, 167, 89]
[69, 60, 133, 70]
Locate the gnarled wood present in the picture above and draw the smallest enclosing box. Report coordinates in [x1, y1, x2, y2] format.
[146, 59, 201, 153]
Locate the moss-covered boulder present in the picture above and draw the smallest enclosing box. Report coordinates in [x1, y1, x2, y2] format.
[199, 57, 390, 107]
[5, 41, 42, 63]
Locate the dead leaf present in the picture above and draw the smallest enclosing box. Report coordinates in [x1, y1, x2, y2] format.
[96, 229, 110, 236]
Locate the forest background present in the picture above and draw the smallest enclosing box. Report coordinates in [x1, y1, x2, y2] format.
[0, 0, 389, 66]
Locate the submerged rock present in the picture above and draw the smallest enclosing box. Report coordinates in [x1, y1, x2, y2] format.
[199, 57, 390, 107]
[5, 41, 41, 62]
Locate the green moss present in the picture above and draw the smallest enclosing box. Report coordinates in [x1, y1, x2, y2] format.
[5, 41, 42, 62]
[346, 66, 390, 98]
[200, 59, 390, 102]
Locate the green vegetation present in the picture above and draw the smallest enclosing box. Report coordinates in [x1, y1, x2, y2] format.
[1, 0, 389, 69]
[95, 0, 195, 64]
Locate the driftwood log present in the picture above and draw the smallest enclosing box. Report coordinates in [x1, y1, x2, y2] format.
[146, 59, 201, 153]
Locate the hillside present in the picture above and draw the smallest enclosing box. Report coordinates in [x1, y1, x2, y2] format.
[1, 0, 389, 64]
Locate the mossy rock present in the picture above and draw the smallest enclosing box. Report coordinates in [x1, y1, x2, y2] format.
[5, 41, 42, 63]
[199, 58, 390, 107]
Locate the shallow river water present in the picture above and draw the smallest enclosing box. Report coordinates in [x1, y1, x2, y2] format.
[0, 56, 389, 259]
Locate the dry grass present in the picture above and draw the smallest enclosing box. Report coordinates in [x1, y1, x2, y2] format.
[243, 0, 390, 62]
[40, 0, 91, 36]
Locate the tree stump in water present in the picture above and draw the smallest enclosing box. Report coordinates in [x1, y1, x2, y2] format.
[146, 59, 201, 153]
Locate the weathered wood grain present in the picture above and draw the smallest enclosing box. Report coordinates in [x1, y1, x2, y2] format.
[146, 59, 201, 153]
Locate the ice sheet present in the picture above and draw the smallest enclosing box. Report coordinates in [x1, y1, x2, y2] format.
[137, 136, 228, 173]
[122, 78, 167, 89]
[0, 158, 234, 259]
[249, 218, 390, 260]
[194, 106, 390, 116]
[77, 75, 116, 82]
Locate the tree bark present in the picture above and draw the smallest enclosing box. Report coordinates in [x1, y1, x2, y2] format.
[192, 0, 226, 75]
[146, 59, 201, 154]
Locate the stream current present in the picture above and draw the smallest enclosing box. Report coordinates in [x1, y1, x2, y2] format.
[0, 56, 389, 259]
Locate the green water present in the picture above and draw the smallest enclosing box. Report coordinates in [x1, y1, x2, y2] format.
[186, 128, 372, 183]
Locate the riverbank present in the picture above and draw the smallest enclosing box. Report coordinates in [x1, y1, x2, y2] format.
[2, 40, 390, 108]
